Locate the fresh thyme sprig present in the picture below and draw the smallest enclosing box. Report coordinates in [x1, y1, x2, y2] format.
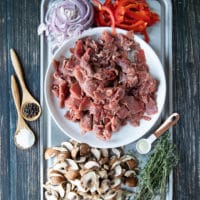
[135, 134, 179, 200]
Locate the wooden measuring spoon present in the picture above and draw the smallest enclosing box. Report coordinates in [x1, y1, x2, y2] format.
[11, 75, 35, 150]
[136, 113, 180, 154]
[10, 49, 41, 121]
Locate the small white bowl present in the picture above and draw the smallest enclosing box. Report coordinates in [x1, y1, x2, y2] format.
[44, 27, 166, 148]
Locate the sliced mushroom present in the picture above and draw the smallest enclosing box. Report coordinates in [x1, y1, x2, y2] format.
[80, 143, 90, 156]
[76, 156, 87, 163]
[84, 161, 100, 169]
[45, 148, 60, 160]
[110, 178, 121, 189]
[97, 169, 108, 179]
[48, 169, 64, 177]
[67, 191, 80, 200]
[111, 148, 121, 158]
[99, 157, 109, 165]
[65, 170, 80, 180]
[103, 164, 109, 170]
[65, 183, 72, 194]
[124, 177, 138, 187]
[56, 151, 71, 161]
[124, 170, 136, 177]
[69, 139, 79, 147]
[111, 165, 123, 178]
[61, 141, 73, 151]
[104, 190, 117, 200]
[91, 148, 101, 160]
[49, 175, 66, 185]
[127, 159, 137, 169]
[109, 156, 118, 167]
[120, 155, 136, 163]
[45, 190, 59, 200]
[81, 171, 99, 193]
[98, 179, 110, 194]
[66, 159, 79, 170]
[52, 147, 69, 152]
[101, 148, 109, 157]
[45, 183, 66, 198]
[110, 159, 121, 170]
[53, 161, 68, 174]
[71, 147, 80, 160]
[69, 179, 87, 193]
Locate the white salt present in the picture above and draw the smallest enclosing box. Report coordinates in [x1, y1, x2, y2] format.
[15, 128, 35, 149]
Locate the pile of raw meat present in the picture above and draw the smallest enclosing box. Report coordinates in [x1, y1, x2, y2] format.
[52, 31, 158, 140]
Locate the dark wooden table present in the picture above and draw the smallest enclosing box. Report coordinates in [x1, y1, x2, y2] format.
[0, 0, 199, 199]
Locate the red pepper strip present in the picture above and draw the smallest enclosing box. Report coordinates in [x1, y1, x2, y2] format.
[93, 0, 116, 35]
[93, 0, 159, 42]
[117, 20, 147, 32]
[98, 10, 112, 26]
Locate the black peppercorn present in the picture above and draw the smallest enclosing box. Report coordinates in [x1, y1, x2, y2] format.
[22, 103, 39, 118]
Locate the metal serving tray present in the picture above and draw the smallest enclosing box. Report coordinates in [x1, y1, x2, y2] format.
[40, 0, 173, 199]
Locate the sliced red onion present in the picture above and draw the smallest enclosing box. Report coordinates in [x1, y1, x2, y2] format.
[38, 0, 94, 52]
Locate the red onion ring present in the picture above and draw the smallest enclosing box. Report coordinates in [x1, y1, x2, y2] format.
[38, 0, 94, 52]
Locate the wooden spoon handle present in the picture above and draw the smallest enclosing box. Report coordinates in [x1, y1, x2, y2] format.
[11, 75, 21, 116]
[154, 113, 180, 138]
[10, 49, 27, 92]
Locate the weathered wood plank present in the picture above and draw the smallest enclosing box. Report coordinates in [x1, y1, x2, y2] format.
[0, 1, 11, 199]
[172, 0, 200, 199]
[0, 0, 40, 199]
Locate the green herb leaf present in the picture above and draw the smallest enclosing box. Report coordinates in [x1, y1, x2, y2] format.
[135, 134, 179, 200]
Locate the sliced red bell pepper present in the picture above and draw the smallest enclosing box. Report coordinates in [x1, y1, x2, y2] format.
[93, 0, 159, 42]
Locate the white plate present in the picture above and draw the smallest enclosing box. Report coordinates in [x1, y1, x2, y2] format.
[44, 27, 166, 148]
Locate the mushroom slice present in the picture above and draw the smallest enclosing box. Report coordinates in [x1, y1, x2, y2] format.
[98, 179, 110, 194]
[127, 159, 137, 169]
[56, 151, 71, 161]
[81, 171, 99, 193]
[44, 183, 66, 198]
[125, 177, 138, 187]
[66, 159, 79, 170]
[91, 148, 101, 160]
[110, 178, 121, 189]
[65, 170, 80, 180]
[45, 148, 60, 160]
[120, 155, 136, 163]
[101, 149, 109, 157]
[48, 169, 64, 177]
[52, 147, 69, 152]
[84, 161, 100, 170]
[110, 159, 121, 170]
[124, 170, 136, 177]
[45, 190, 59, 200]
[111, 148, 121, 158]
[99, 157, 109, 165]
[65, 183, 72, 194]
[103, 164, 109, 170]
[69, 139, 79, 147]
[61, 141, 73, 151]
[76, 156, 87, 163]
[112, 165, 123, 178]
[49, 175, 66, 185]
[67, 191, 80, 200]
[53, 161, 68, 173]
[104, 190, 117, 200]
[97, 169, 108, 179]
[80, 143, 91, 156]
[80, 169, 90, 176]
[71, 147, 80, 160]
[69, 179, 87, 193]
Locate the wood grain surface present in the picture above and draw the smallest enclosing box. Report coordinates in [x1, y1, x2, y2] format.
[0, 0, 199, 199]
[172, 0, 200, 199]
